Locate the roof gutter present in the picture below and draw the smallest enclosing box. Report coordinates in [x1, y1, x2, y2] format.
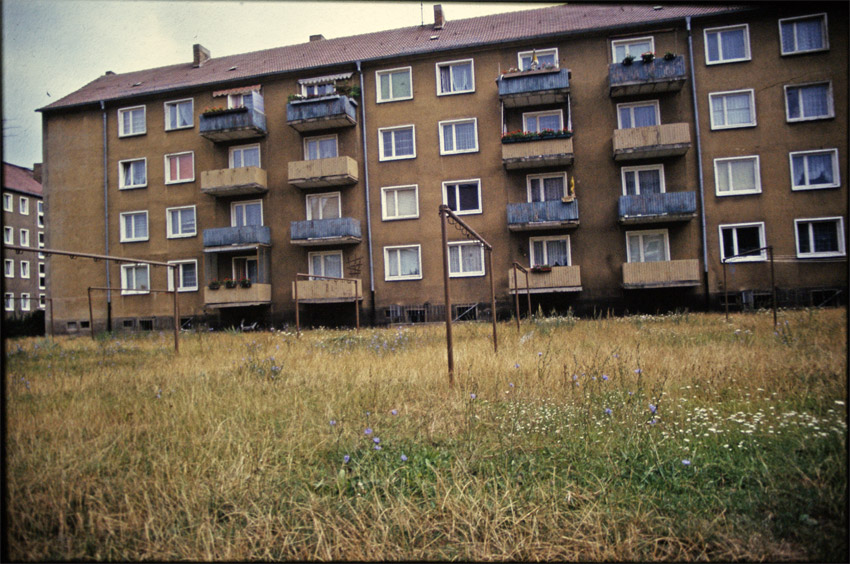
[356, 60, 376, 323]
[100, 100, 112, 330]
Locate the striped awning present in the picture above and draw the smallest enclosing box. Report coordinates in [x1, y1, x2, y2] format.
[297, 72, 353, 86]
[212, 84, 261, 97]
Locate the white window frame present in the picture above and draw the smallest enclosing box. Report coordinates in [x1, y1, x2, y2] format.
[166, 205, 197, 239]
[529, 235, 572, 267]
[517, 48, 559, 71]
[118, 157, 147, 190]
[229, 144, 261, 168]
[789, 149, 840, 191]
[231, 200, 264, 227]
[119, 210, 149, 243]
[381, 184, 419, 221]
[384, 244, 422, 281]
[616, 100, 660, 129]
[305, 192, 342, 221]
[164, 151, 195, 184]
[621, 164, 666, 196]
[37, 201, 44, 227]
[612, 36, 655, 63]
[4, 259, 13, 278]
[4, 293, 13, 311]
[435, 58, 475, 96]
[19, 228, 29, 247]
[376, 67, 413, 103]
[303, 135, 338, 161]
[121, 263, 150, 295]
[38, 262, 45, 290]
[20, 260, 30, 279]
[20, 293, 30, 312]
[442, 178, 482, 216]
[3, 193, 12, 212]
[626, 229, 671, 263]
[526, 172, 567, 202]
[704, 24, 752, 65]
[117, 105, 146, 137]
[794, 217, 846, 258]
[438, 118, 479, 155]
[714, 156, 761, 197]
[719, 222, 767, 262]
[298, 78, 336, 98]
[784, 81, 834, 122]
[39, 294, 46, 309]
[779, 13, 829, 56]
[522, 109, 563, 133]
[231, 256, 259, 282]
[167, 259, 199, 292]
[709, 89, 756, 130]
[164, 98, 194, 131]
[378, 125, 416, 161]
[19, 196, 29, 215]
[308, 250, 344, 279]
[4, 226, 13, 245]
[38, 232, 45, 258]
[448, 241, 486, 278]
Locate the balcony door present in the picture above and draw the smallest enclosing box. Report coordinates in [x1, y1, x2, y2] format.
[306, 192, 341, 220]
[627, 229, 670, 263]
[309, 251, 343, 280]
[229, 144, 260, 168]
[304, 135, 338, 160]
[528, 173, 566, 202]
[231, 200, 263, 227]
[622, 165, 664, 195]
[232, 257, 258, 283]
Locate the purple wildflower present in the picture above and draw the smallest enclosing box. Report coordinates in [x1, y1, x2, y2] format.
[604, 408, 613, 415]
[470, 393, 476, 400]
[649, 403, 657, 414]
[364, 427, 373, 435]
[682, 459, 691, 466]
[391, 409, 398, 416]
[400, 454, 408, 462]
[602, 374, 609, 381]
[373, 437, 380, 444]
[330, 420, 336, 426]
[374, 445, 382, 451]
[343, 455, 350, 463]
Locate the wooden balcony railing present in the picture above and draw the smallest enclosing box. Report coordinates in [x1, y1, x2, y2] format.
[612, 123, 691, 160]
[204, 283, 272, 307]
[508, 265, 582, 293]
[622, 259, 700, 289]
[200, 167, 268, 197]
[288, 156, 358, 189]
[502, 137, 574, 169]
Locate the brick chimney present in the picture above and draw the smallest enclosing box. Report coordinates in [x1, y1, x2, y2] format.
[193, 44, 211, 68]
[309, 34, 325, 42]
[32, 163, 42, 184]
[434, 4, 445, 29]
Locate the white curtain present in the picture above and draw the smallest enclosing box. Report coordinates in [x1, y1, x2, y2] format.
[633, 105, 657, 127]
[638, 169, 661, 194]
[395, 189, 417, 216]
[450, 244, 481, 274]
[454, 122, 476, 151]
[724, 93, 751, 125]
[546, 240, 568, 266]
[543, 177, 564, 200]
[800, 84, 828, 118]
[179, 209, 195, 234]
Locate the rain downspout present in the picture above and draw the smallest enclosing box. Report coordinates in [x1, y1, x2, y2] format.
[686, 16, 710, 308]
[356, 61, 376, 324]
[101, 100, 112, 331]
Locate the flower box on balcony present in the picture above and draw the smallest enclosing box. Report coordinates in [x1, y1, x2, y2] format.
[201, 106, 248, 118]
[500, 66, 560, 79]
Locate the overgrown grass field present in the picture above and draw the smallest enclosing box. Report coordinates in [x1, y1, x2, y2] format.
[4, 309, 847, 561]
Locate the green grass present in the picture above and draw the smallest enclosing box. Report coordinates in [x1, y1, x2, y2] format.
[4, 308, 847, 561]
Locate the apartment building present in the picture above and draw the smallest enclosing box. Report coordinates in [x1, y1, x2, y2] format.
[38, 3, 847, 333]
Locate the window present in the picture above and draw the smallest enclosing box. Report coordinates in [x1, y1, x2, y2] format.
[622, 165, 664, 196]
[164, 99, 193, 130]
[626, 230, 670, 263]
[4, 226, 12, 245]
[4, 259, 13, 278]
[229, 144, 260, 168]
[3, 193, 11, 212]
[780, 13, 828, 55]
[167, 260, 199, 292]
[785, 82, 833, 122]
[39, 294, 46, 309]
[795, 217, 845, 258]
[304, 136, 338, 160]
[527, 173, 566, 202]
[376, 67, 412, 102]
[719, 222, 767, 262]
[39, 263, 45, 289]
[4, 293, 13, 311]
[38, 232, 45, 258]
[436, 59, 474, 95]
[19, 196, 29, 215]
[309, 250, 343, 279]
[523, 110, 563, 133]
[381, 185, 419, 221]
[306, 192, 341, 220]
[449, 241, 485, 277]
[442, 179, 481, 215]
[20, 293, 30, 312]
[704, 24, 751, 64]
[612, 37, 654, 63]
[518, 48, 558, 70]
[19, 229, 30, 247]
[37, 201, 44, 227]
[227, 93, 247, 109]
[164, 152, 195, 184]
[119, 158, 147, 189]
[121, 263, 150, 295]
[231, 200, 263, 227]
[439, 118, 478, 155]
[118, 105, 146, 137]
[530, 236, 571, 267]
[384, 245, 422, 281]
[299, 79, 336, 98]
[378, 125, 416, 161]
[714, 156, 761, 196]
[166, 206, 197, 238]
[789, 149, 840, 190]
[617, 101, 659, 129]
[120, 211, 149, 242]
[709, 89, 756, 129]
[232, 256, 259, 283]
[20, 261, 30, 279]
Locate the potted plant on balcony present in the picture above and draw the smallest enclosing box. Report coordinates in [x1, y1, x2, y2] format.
[663, 51, 676, 61]
[622, 54, 635, 66]
[641, 51, 655, 64]
[208, 279, 221, 290]
[224, 277, 237, 289]
[239, 277, 252, 289]
[531, 265, 552, 273]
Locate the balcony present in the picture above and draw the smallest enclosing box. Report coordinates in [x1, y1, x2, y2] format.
[509, 265, 582, 294]
[288, 156, 359, 189]
[204, 283, 272, 308]
[199, 93, 267, 142]
[286, 95, 357, 132]
[622, 259, 700, 289]
[293, 278, 363, 303]
[507, 200, 579, 231]
[201, 167, 268, 197]
[608, 55, 687, 97]
[613, 123, 691, 161]
[502, 136, 574, 169]
[497, 68, 570, 108]
[202, 226, 271, 250]
[290, 217, 361, 246]
[618, 191, 697, 225]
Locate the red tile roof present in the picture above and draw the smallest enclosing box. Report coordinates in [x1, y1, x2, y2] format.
[39, 3, 747, 112]
[3, 163, 42, 196]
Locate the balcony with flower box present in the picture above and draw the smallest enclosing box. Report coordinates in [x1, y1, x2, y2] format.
[506, 199, 579, 231]
[608, 55, 687, 97]
[501, 131, 574, 169]
[509, 265, 582, 294]
[497, 67, 570, 108]
[293, 278, 363, 304]
[618, 191, 697, 225]
[622, 258, 700, 289]
[612, 123, 691, 161]
[290, 217, 362, 246]
[286, 94, 357, 132]
[199, 92, 267, 142]
[200, 167, 268, 197]
[288, 156, 359, 189]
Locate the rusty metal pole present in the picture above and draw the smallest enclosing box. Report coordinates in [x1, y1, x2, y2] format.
[88, 287, 95, 340]
[440, 206, 454, 386]
[354, 280, 360, 331]
[294, 276, 300, 337]
[513, 264, 521, 332]
[488, 248, 497, 354]
[723, 259, 728, 323]
[172, 266, 180, 353]
[770, 246, 777, 328]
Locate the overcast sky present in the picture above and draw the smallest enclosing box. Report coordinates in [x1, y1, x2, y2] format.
[2, 0, 556, 170]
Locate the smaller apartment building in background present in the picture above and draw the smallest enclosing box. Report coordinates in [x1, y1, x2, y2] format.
[37, 3, 847, 333]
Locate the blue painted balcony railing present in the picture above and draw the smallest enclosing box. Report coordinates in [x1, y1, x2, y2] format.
[608, 55, 687, 96]
[203, 225, 271, 247]
[618, 191, 697, 223]
[507, 200, 579, 227]
[497, 68, 570, 97]
[199, 93, 267, 141]
[290, 217, 362, 242]
[286, 95, 358, 131]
